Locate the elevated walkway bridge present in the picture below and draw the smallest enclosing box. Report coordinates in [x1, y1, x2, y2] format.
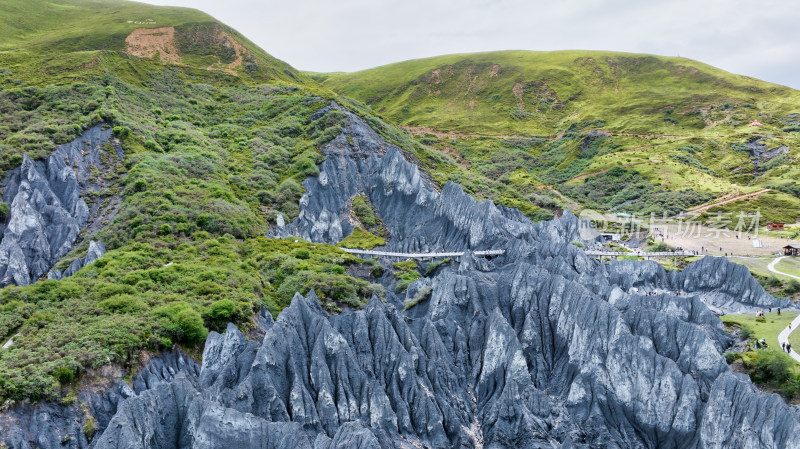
[340, 248, 505, 260]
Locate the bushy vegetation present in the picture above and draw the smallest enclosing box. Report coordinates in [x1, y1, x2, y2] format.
[338, 227, 385, 250]
[424, 258, 451, 276]
[0, 234, 381, 402]
[757, 275, 800, 301]
[560, 166, 714, 215]
[393, 260, 421, 293]
[699, 190, 800, 225]
[768, 182, 800, 200]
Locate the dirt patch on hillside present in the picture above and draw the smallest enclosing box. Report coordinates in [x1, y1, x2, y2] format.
[221, 31, 246, 68]
[430, 69, 442, 84]
[125, 27, 181, 63]
[208, 30, 249, 73]
[512, 82, 524, 108]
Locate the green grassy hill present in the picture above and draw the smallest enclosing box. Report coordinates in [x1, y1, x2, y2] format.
[0, 0, 310, 85]
[314, 50, 800, 136]
[315, 51, 800, 221]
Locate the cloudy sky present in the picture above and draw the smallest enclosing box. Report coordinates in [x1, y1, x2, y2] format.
[145, 0, 799, 89]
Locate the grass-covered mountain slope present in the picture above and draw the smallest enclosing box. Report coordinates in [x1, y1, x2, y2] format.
[315, 50, 800, 136]
[315, 51, 800, 221]
[0, 0, 309, 85]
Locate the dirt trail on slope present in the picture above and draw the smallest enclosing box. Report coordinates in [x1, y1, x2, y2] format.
[403, 126, 533, 140]
[687, 189, 772, 214]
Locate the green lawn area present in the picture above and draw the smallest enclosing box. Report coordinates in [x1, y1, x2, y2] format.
[776, 257, 800, 278]
[730, 256, 785, 279]
[722, 312, 800, 369]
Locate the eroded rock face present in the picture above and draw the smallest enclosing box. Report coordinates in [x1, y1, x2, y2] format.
[0, 125, 121, 286]
[48, 240, 106, 281]
[89, 276, 798, 449]
[0, 350, 199, 449]
[3, 107, 797, 449]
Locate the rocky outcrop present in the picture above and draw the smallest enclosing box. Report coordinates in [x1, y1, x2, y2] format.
[0, 350, 198, 449]
[3, 107, 797, 448]
[89, 276, 800, 448]
[280, 104, 552, 254]
[48, 240, 106, 280]
[0, 125, 121, 287]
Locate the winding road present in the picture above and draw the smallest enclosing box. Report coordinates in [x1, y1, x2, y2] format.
[767, 256, 800, 281]
[769, 256, 800, 361]
[777, 314, 800, 363]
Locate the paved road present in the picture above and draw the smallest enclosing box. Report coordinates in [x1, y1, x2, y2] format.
[767, 256, 800, 281]
[777, 313, 800, 363]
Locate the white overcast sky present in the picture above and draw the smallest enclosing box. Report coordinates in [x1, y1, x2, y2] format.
[143, 0, 800, 89]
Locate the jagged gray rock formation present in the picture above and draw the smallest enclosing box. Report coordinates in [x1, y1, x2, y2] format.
[0, 125, 121, 287]
[48, 240, 106, 280]
[0, 350, 199, 449]
[280, 104, 550, 254]
[3, 107, 798, 449]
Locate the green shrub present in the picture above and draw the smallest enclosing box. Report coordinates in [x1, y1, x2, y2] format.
[175, 308, 208, 345]
[404, 285, 432, 310]
[393, 260, 418, 272]
[26, 311, 55, 328]
[750, 351, 792, 384]
[352, 195, 377, 226]
[207, 299, 236, 322]
[0, 201, 9, 220]
[293, 249, 311, 260]
[98, 295, 144, 313]
[322, 263, 345, 274]
[112, 126, 131, 139]
[53, 366, 75, 385]
[132, 179, 147, 192]
[783, 280, 800, 295]
[339, 227, 385, 250]
[424, 258, 451, 276]
[766, 277, 782, 288]
[647, 241, 674, 252]
[83, 416, 97, 439]
[195, 281, 222, 296]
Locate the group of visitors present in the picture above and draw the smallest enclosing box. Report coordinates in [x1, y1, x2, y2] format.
[782, 341, 793, 354]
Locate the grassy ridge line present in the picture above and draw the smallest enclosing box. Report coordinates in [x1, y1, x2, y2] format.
[313, 50, 800, 136]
